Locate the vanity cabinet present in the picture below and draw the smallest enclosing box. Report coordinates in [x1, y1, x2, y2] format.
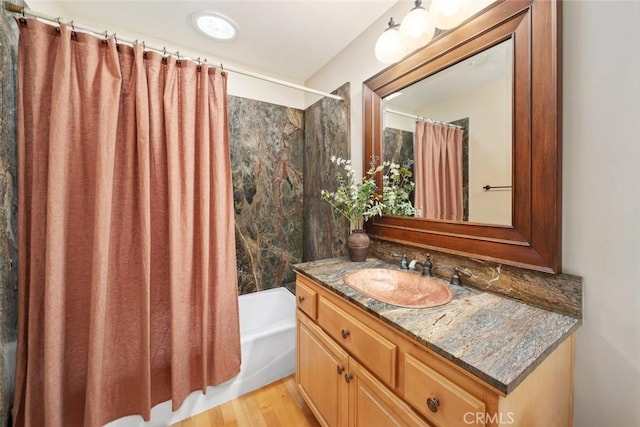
[297, 310, 428, 427]
[295, 273, 576, 427]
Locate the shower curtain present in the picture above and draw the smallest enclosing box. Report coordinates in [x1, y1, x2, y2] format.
[14, 19, 241, 426]
[414, 120, 464, 221]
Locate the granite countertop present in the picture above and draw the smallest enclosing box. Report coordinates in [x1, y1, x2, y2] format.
[292, 257, 581, 395]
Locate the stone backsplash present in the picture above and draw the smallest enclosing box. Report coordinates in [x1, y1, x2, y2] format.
[369, 239, 583, 318]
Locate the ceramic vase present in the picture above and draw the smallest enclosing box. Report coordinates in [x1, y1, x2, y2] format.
[347, 230, 370, 262]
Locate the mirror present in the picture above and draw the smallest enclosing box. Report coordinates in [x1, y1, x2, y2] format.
[363, 0, 562, 273]
[382, 38, 513, 226]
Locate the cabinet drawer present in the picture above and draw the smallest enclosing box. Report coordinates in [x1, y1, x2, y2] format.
[404, 353, 485, 427]
[318, 297, 397, 387]
[296, 279, 317, 319]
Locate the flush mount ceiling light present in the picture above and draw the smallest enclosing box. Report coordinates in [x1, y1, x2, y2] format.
[192, 12, 238, 40]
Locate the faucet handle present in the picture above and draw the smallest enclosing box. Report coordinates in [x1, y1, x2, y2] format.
[400, 253, 408, 269]
[391, 253, 409, 269]
[422, 253, 433, 277]
[450, 267, 461, 286]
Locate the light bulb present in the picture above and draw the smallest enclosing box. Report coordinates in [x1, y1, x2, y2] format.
[375, 18, 409, 65]
[399, 1, 435, 52]
[430, 0, 472, 30]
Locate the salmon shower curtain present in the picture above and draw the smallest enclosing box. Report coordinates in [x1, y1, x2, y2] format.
[14, 19, 241, 426]
[414, 120, 464, 221]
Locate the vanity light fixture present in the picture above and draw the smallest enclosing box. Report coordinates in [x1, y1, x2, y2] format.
[374, 18, 408, 65]
[192, 11, 238, 40]
[375, 0, 481, 64]
[429, 0, 472, 30]
[399, 0, 435, 52]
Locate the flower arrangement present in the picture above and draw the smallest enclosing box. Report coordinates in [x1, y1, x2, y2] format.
[382, 160, 418, 217]
[320, 156, 385, 232]
[321, 155, 418, 232]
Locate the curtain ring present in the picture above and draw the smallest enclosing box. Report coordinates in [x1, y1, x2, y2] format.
[113, 33, 118, 44]
[162, 46, 167, 57]
[70, 20, 75, 31]
[56, 16, 61, 25]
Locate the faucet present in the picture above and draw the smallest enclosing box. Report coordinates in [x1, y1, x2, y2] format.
[408, 253, 433, 277]
[450, 267, 462, 286]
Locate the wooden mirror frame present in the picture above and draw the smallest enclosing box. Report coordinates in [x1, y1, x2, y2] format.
[363, 0, 562, 273]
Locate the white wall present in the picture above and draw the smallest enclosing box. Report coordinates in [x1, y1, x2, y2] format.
[305, 0, 413, 171]
[308, 0, 640, 425]
[562, 1, 640, 425]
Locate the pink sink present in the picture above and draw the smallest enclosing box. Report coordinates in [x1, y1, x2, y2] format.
[343, 268, 453, 308]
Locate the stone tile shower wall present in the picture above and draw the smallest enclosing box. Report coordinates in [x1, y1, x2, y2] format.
[0, 8, 18, 426]
[303, 83, 350, 261]
[383, 127, 414, 167]
[229, 96, 305, 295]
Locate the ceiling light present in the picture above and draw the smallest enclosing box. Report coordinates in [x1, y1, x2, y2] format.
[192, 12, 238, 40]
[400, 0, 435, 52]
[375, 18, 408, 65]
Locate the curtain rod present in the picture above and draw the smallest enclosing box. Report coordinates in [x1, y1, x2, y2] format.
[384, 108, 463, 129]
[3, 2, 344, 102]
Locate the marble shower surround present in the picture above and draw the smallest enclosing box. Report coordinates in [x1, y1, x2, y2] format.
[228, 96, 305, 295]
[383, 127, 413, 168]
[0, 9, 18, 426]
[303, 83, 351, 261]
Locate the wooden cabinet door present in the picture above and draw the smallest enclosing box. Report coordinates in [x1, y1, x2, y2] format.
[348, 358, 431, 427]
[297, 311, 349, 427]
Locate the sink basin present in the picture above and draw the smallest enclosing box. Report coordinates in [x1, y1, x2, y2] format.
[343, 268, 453, 308]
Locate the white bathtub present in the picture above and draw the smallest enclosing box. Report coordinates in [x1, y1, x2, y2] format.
[105, 286, 296, 427]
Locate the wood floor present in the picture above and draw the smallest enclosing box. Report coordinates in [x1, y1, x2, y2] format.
[172, 375, 320, 427]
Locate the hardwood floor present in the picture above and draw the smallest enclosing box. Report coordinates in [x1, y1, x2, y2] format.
[172, 375, 320, 427]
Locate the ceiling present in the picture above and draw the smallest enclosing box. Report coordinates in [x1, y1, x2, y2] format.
[27, 0, 400, 82]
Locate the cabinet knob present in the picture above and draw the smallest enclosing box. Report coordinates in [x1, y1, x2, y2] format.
[298, 295, 305, 303]
[341, 329, 350, 339]
[337, 365, 345, 375]
[344, 373, 353, 383]
[426, 396, 440, 413]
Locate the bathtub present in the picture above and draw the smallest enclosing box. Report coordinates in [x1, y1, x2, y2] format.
[103, 286, 297, 426]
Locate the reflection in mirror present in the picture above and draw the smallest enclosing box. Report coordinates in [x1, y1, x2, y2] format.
[382, 38, 513, 226]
